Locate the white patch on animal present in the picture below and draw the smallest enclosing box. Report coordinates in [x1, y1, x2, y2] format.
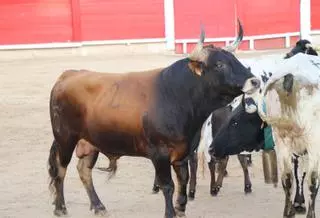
[251, 53, 320, 216]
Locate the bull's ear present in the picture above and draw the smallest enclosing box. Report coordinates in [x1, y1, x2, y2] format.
[283, 73, 294, 95]
[188, 60, 203, 76]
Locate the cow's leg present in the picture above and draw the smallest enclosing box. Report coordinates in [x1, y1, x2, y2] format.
[281, 156, 295, 218]
[211, 156, 229, 196]
[152, 155, 175, 218]
[173, 161, 189, 217]
[238, 154, 252, 194]
[208, 158, 217, 196]
[188, 152, 198, 200]
[293, 156, 306, 214]
[77, 151, 106, 215]
[306, 163, 320, 218]
[48, 138, 77, 216]
[152, 169, 160, 194]
[247, 154, 252, 167]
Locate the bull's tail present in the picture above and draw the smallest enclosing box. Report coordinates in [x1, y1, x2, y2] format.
[48, 140, 59, 195]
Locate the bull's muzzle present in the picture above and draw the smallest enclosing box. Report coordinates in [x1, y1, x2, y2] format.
[242, 77, 261, 94]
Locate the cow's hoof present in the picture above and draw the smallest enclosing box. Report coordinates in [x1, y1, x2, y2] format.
[283, 206, 295, 218]
[174, 208, 186, 217]
[210, 186, 221, 196]
[54, 207, 67, 216]
[188, 190, 195, 200]
[244, 184, 252, 194]
[307, 210, 315, 218]
[293, 203, 306, 214]
[96, 167, 113, 172]
[152, 185, 160, 194]
[224, 170, 228, 177]
[91, 203, 107, 216]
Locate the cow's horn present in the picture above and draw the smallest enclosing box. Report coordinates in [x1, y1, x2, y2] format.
[223, 18, 244, 52]
[189, 24, 207, 62]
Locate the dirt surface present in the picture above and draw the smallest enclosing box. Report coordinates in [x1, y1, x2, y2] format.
[0, 51, 316, 218]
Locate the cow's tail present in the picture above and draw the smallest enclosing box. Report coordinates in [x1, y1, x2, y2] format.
[197, 133, 207, 179]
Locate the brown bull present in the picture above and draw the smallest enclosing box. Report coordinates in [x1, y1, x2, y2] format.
[48, 19, 260, 218]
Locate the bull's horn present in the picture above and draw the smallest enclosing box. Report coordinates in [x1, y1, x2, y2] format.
[305, 43, 320, 52]
[223, 18, 244, 52]
[189, 24, 207, 62]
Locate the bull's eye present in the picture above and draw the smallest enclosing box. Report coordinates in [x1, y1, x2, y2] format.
[232, 122, 238, 127]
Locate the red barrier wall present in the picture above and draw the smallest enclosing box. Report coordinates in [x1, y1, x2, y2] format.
[0, 0, 319, 49]
[79, 0, 165, 41]
[311, 0, 320, 30]
[236, 0, 299, 35]
[0, 0, 73, 45]
[174, 0, 236, 39]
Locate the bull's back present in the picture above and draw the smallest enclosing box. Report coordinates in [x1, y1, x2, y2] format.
[50, 68, 163, 149]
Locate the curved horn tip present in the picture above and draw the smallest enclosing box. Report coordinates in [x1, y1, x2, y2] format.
[237, 18, 244, 41]
[199, 23, 205, 44]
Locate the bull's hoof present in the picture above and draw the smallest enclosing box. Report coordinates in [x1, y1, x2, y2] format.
[188, 190, 195, 200]
[293, 203, 306, 214]
[91, 203, 107, 216]
[54, 207, 67, 216]
[210, 186, 221, 196]
[152, 185, 160, 194]
[244, 184, 252, 194]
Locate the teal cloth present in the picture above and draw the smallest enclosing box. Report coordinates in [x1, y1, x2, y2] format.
[262, 100, 275, 150]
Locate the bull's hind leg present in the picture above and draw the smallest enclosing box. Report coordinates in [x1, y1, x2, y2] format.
[238, 154, 252, 194]
[48, 139, 77, 216]
[152, 169, 160, 194]
[77, 151, 106, 215]
[188, 152, 198, 200]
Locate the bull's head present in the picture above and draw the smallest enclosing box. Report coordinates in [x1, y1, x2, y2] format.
[284, 39, 318, 59]
[188, 18, 260, 97]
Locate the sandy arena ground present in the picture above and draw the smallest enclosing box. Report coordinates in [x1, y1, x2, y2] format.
[0, 50, 318, 218]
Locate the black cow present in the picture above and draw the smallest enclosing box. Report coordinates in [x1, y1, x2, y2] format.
[48, 19, 260, 218]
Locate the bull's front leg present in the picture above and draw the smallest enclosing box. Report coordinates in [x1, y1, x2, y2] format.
[173, 161, 189, 217]
[152, 155, 175, 218]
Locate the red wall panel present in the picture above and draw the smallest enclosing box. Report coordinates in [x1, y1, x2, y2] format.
[80, 0, 164, 41]
[174, 0, 236, 39]
[236, 0, 299, 35]
[311, 0, 320, 30]
[0, 0, 72, 45]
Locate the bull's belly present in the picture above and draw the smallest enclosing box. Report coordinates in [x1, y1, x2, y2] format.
[85, 131, 148, 158]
